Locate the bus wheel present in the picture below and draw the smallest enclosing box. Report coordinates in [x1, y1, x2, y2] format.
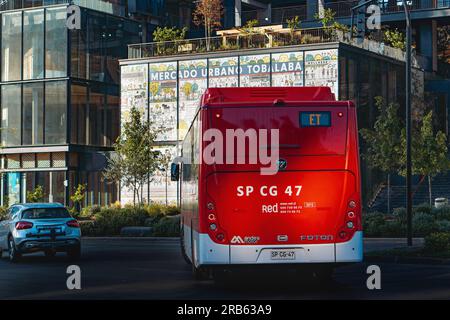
[180, 227, 191, 265]
[192, 264, 209, 281]
[312, 266, 334, 283]
[213, 269, 232, 287]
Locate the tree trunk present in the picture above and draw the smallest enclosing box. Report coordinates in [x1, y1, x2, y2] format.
[428, 175, 432, 207]
[165, 171, 168, 206]
[387, 173, 391, 214]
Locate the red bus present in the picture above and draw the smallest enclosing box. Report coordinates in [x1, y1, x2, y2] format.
[171, 87, 363, 280]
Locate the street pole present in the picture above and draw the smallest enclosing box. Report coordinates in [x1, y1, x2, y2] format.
[403, 1, 413, 247]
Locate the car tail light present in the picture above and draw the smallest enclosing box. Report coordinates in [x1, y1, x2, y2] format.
[67, 220, 80, 228]
[15, 221, 33, 230]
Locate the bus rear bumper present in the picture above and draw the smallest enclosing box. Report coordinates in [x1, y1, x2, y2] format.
[197, 231, 363, 266]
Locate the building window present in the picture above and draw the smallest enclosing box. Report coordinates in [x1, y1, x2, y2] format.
[45, 81, 67, 144]
[89, 86, 105, 146]
[6, 155, 21, 169]
[1, 84, 22, 146]
[70, 84, 88, 145]
[106, 93, 120, 146]
[88, 12, 106, 82]
[52, 152, 66, 168]
[23, 82, 44, 145]
[70, 11, 87, 79]
[46, 7, 67, 78]
[37, 153, 50, 168]
[23, 9, 44, 80]
[2, 12, 22, 82]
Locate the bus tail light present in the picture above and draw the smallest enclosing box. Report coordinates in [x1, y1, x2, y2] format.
[216, 233, 225, 241]
[209, 223, 217, 231]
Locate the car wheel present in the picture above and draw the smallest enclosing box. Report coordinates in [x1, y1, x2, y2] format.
[67, 245, 81, 260]
[45, 250, 56, 258]
[8, 237, 21, 263]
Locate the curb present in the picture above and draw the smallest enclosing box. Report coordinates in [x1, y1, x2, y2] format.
[365, 255, 450, 265]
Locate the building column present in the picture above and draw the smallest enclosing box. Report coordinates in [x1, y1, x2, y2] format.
[417, 20, 438, 72]
[235, 0, 242, 27]
[317, 0, 326, 18]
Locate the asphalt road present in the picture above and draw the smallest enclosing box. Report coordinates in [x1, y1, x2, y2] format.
[0, 238, 448, 300]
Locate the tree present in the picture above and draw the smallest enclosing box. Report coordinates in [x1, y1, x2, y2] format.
[153, 26, 188, 55]
[401, 111, 450, 206]
[314, 8, 336, 39]
[240, 19, 259, 48]
[157, 149, 173, 206]
[27, 186, 45, 203]
[286, 16, 301, 44]
[152, 26, 187, 43]
[360, 97, 403, 213]
[383, 28, 406, 50]
[104, 107, 161, 207]
[193, 0, 224, 51]
[70, 184, 86, 214]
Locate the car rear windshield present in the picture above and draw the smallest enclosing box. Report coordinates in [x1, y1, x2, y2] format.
[21, 208, 71, 220]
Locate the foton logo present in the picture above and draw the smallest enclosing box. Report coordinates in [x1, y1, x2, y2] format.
[231, 236, 245, 244]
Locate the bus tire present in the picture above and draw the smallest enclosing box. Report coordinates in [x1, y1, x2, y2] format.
[192, 264, 209, 281]
[180, 226, 191, 265]
[312, 266, 334, 283]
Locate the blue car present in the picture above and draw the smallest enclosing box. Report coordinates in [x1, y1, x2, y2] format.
[0, 203, 81, 262]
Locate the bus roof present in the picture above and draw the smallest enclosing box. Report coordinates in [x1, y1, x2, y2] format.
[201, 87, 336, 107]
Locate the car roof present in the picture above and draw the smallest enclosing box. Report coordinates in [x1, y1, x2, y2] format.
[11, 203, 65, 210]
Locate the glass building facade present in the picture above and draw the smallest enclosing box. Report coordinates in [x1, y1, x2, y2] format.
[0, 4, 142, 207]
[120, 43, 418, 207]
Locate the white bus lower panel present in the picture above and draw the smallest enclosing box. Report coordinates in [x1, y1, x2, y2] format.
[196, 231, 363, 266]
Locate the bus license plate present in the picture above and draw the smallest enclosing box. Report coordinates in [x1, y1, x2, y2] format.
[271, 250, 296, 260]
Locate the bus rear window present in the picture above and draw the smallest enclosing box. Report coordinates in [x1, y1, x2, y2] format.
[212, 106, 347, 156]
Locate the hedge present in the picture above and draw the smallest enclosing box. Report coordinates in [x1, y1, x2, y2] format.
[364, 204, 450, 238]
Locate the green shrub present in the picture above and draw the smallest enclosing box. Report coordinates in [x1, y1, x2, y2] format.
[432, 206, 450, 220]
[424, 232, 450, 252]
[164, 205, 180, 216]
[380, 220, 405, 237]
[152, 215, 180, 237]
[0, 207, 7, 221]
[414, 203, 432, 215]
[436, 220, 450, 233]
[363, 212, 386, 237]
[80, 205, 102, 220]
[93, 208, 149, 236]
[392, 207, 407, 224]
[413, 212, 437, 236]
[79, 220, 98, 237]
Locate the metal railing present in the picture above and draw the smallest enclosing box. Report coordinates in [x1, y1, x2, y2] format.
[128, 28, 337, 59]
[242, 0, 450, 25]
